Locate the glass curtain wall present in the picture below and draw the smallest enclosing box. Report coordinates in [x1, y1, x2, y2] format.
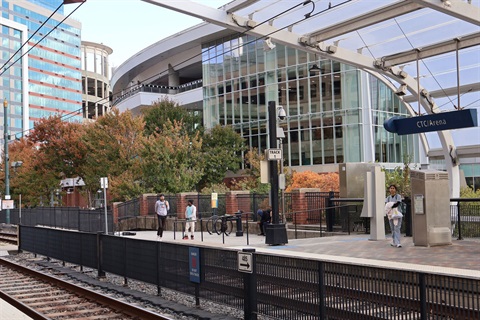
[202, 35, 417, 168]
[0, 23, 24, 141]
[10, 2, 82, 125]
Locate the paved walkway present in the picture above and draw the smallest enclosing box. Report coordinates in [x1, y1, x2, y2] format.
[128, 230, 480, 278]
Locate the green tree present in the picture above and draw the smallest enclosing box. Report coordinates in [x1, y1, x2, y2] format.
[81, 108, 147, 202]
[141, 97, 202, 136]
[383, 154, 414, 198]
[140, 120, 204, 193]
[198, 125, 245, 189]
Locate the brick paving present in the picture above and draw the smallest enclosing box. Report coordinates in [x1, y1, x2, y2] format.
[133, 231, 480, 275]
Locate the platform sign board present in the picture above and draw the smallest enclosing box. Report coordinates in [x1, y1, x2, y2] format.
[237, 252, 253, 273]
[266, 148, 282, 160]
[384, 109, 477, 135]
[2, 200, 14, 209]
[189, 247, 200, 283]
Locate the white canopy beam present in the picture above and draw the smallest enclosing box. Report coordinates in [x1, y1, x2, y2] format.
[382, 32, 480, 67]
[308, 1, 423, 43]
[409, 0, 480, 26]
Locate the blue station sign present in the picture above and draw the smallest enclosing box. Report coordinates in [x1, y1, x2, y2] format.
[384, 109, 478, 135]
[189, 247, 200, 283]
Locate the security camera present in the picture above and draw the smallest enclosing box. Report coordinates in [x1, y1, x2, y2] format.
[277, 106, 286, 120]
[263, 38, 276, 51]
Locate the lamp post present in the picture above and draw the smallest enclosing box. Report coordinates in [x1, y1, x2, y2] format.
[3, 98, 10, 224]
[265, 101, 288, 245]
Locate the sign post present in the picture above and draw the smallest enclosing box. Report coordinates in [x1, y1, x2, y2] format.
[100, 177, 108, 234]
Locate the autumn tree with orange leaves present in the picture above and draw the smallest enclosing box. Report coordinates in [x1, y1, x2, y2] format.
[285, 171, 339, 192]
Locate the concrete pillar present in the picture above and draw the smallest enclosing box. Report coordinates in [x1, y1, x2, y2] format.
[168, 63, 179, 94]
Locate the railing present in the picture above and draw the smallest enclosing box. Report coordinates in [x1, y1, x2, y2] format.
[19, 225, 480, 320]
[113, 79, 203, 105]
[117, 198, 140, 221]
[450, 198, 480, 240]
[2, 207, 113, 233]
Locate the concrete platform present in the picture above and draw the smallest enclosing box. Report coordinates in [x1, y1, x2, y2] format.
[128, 230, 480, 278]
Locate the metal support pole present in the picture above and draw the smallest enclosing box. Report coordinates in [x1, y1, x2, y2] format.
[104, 187, 108, 234]
[3, 98, 10, 224]
[265, 101, 288, 245]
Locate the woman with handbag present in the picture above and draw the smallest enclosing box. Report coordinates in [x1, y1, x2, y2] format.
[385, 185, 403, 248]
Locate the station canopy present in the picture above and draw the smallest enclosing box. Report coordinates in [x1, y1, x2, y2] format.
[145, 0, 480, 150]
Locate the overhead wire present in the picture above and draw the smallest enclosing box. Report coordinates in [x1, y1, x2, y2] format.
[0, 2, 63, 76]
[4, 1, 87, 140]
[13, 0, 352, 139]
[393, 18, 456, 109]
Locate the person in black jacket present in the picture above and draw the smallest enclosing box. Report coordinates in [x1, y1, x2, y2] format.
[258, 207, 271, 236]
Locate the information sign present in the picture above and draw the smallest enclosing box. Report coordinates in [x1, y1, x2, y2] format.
[237, 252, 253, 273]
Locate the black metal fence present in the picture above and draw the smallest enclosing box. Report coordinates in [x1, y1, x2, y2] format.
[1, 207, 113, 233]
[450, 198, 480, 240]
[19, 226, 480, 320]
[117, 198, 140, 221]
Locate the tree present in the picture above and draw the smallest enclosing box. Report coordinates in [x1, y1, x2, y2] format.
[198, 125, 245, 189]
[28, 116, 88, 179]
[230, 149, 270, 193]
[142, 97, 202, 136]
[81, 108, 147, 202]
[5, 138, 59, 207]
[285, 171, 339, 192]
[383, 154, 414, 198]
[140, 120, 204, 193]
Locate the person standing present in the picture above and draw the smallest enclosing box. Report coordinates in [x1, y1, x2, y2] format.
[155, 194, 169, 241]
[385, 185, 403, 247]
[183, 199, 197, 240]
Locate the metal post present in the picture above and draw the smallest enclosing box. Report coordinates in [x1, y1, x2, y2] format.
[104, 187, 108, 234]
[19, 194, 21, 225]
[3, 98, 10, 224]
[243, 248, 257, 320]
[265, 101, 288, 245]
[279, 137, 285, 222]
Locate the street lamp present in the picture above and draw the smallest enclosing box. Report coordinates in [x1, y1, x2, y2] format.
[3, 98, 11, 224]
[265, 101, 288, 245]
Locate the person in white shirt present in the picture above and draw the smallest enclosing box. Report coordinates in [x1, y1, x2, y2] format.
[155, 194, 169, 241]
[183, 199, 197, 240]
[385, 185, 403, 247]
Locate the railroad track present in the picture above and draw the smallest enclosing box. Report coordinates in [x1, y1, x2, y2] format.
[0, 258, 172, 320]
[0, 231, 18, 245]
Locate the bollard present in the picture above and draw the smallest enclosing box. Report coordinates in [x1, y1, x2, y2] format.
[236, 210, 244, 236]
[326, 191, 335, 232]
[242, 248, 257, 320]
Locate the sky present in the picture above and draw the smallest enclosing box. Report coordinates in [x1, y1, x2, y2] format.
[65, 0, 229, 68]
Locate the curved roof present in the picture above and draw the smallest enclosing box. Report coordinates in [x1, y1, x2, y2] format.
[111, 23, 234, 94]
[142, 0, 479, 150]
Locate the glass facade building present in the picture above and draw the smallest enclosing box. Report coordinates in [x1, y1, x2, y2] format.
[202, 35, 418, 169]
[0, 0, 82, 142]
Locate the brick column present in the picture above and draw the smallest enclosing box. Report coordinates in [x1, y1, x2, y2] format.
[112, 202, 122, 224]
[226, 190, 250, 218]
[178, 192, 198, 219]
[140, 193, 156, 216]
[291, 188, 320, 225]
